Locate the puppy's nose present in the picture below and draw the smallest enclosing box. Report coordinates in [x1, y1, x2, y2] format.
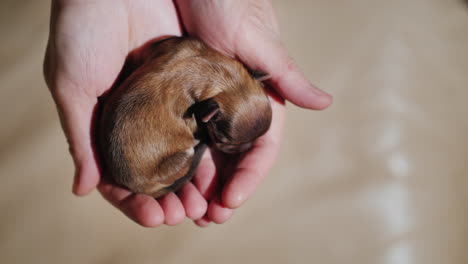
[217, 142, 253, 154]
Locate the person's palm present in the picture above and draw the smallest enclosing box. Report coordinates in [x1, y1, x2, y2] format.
[44, 0, 212, 227]
[175, 0, 332, 226]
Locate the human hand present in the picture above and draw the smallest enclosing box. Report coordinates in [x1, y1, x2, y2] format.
[43, 0, 210, 227]
[175, 0, 332, 226]
[44, 0, 332, 228]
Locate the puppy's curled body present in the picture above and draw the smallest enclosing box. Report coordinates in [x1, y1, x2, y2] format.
[100, 37, 272, 198]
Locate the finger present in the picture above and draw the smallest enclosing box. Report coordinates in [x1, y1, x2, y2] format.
[177, 182, 208, 220]
[192, 143, 236, 224]
[52, 90, 101, 196]
[222, 93, 285, 208]
[192, 150, 218, 199]
[191, 151, 226, 225]
[97, 180, 132, 206]
[194, 215, 211, 227]
[235, 27, 332, 110]
[98, 181, 165, 227]
[157, 192, 186, 226]
[207, 198, 235, 224]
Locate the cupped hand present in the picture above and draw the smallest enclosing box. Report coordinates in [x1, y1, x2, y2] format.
[175, 0, 332, 226]
[44, 0, 209, 227]
[44, 0, 332, 228]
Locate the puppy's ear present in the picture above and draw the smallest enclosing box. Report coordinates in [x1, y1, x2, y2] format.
[247, 69, 271, 82]
[194, 99, 220, 123]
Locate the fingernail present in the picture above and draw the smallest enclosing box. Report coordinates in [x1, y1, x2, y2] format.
[308, 81, 332, 98]
[229, 192, 246, 209]
[72, 169, 80, 195]
[286, 70, 332, 99]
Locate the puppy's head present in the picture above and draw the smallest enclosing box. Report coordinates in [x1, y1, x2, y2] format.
[196, 69, 272, 154]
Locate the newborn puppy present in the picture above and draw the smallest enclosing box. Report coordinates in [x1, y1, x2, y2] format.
[99, 37, 272, 198]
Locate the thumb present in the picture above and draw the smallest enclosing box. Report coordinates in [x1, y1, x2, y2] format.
[44, 35, 101, 196]
[235, 29, 332, 110]
[45, 71, 101, 196]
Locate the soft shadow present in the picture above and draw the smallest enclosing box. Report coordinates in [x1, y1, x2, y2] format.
[461, 0, 468, 8]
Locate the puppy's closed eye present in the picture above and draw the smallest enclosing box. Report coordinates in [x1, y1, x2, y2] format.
[247, 69, 271, 82]
[189, 99, 220, 123]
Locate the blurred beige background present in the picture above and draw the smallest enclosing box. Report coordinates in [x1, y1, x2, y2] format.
[1, 0, 467, 263]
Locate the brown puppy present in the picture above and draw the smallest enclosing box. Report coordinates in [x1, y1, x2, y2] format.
[99, 37, 272, 198]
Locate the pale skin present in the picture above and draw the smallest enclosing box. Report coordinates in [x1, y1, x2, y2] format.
[44, 0, 332, 227]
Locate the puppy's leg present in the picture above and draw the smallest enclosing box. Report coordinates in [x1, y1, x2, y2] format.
[160, 143, 208, 195]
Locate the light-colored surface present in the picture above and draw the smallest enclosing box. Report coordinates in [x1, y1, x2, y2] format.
[1, 0, 467, 263]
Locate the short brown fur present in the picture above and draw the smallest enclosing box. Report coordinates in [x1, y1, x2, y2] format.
[99, 37, 272, 198]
